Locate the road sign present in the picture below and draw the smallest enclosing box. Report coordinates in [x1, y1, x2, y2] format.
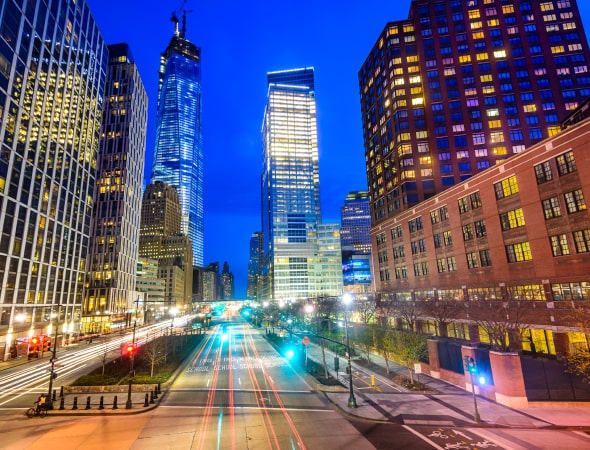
[301, 336, 310, 346]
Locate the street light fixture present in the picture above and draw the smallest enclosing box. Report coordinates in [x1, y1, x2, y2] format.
[46, 304, 61, 410]
[125, 320, 137, 409]
[342, 293, 358, 408]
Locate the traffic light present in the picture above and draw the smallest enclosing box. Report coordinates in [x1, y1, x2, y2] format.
[125, 343, 136, 357]
[334, 356, 340, 372]
[42, 337, 51, 353]
[30, 336, 39, 351]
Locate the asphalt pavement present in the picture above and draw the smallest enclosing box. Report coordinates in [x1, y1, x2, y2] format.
[3, 333, 590, 430]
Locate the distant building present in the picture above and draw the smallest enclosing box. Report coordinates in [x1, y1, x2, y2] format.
[260, 68, 342, 300]
[136, 259, 166, 322]
[0, 0, 108, 359]
[139, 182, 192, 313]
[83, 43, 148, 333]
[221, 262, 235, 300]
[151, 12, 204, 266]
[312, 224, 344, 297]
[201, 262, 221, 301]
[340, 191, 373, 295]
[247, 232, 263, 300]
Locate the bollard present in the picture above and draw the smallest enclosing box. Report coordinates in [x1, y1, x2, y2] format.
[150, 391, 155, 404]
[52, 389, 57, 402]
[85, 396, 91, 410]
[72, 397, 78, 410]
[99, 396, 104, 410]
[143, 393, 149, 407]
[59, 386, 64, 398]
[113, 395, 118, 410]
[153, 388, 158, 399]
[59, 397, 65, 410]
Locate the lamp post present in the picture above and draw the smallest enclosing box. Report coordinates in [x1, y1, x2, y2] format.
[342, 294, 357, 408]
[125, 320, 137, 409]
[464, 356, 481, 423]
[46, 304, 61, 410]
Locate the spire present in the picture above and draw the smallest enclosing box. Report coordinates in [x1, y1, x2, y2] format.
[171, 12, 180, 37]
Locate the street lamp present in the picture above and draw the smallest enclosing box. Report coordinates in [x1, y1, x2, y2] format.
[464, 356, 481, 423]
[46, 304, 61, 410]
[342, 293, 357, 408]
[125, 320, 137, 409]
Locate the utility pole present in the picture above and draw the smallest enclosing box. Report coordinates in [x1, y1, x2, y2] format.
[46, 304, 61, 410]
[125, 320, 137, 409]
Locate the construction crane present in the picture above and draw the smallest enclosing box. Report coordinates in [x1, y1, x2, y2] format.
[171, 0, 193, 38]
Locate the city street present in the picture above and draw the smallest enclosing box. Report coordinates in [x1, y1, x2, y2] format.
[1, 318, 590, 449]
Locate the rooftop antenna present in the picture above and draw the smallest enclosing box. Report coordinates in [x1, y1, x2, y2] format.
[171, 0, 193, 38]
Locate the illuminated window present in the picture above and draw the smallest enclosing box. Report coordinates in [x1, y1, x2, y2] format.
[444, 67, 456, 76]
[476, 52, 489, 61]
[544, 14, 557, 21]
[407, 55, 419, 63]
[541, 2, 554, 11]
[565, 189, 586, 213]
[468, 10, 481, 19]
[471, 21, 483, 30]
[494, 50, 507, 58]
[403, 24, 415, 33]
[459, 55, 472, 63]
[493, 146, 507, 155]
[490, 131, 504, 143]
[494, 175, 519, 199]
[487, 108, 499, 117]
[551, 45, 565, 53]
[488, 19, 499, 26]
[523, 104, 537, 112]
[506, 242, 532, 262]
[550, 234, 570, 256]
[556, 151, 577, 175]
[502, 5, 514, 13]
[472, 31, 485, 39]
[500, 208, 525, 230]
[388, 26, 399, 35]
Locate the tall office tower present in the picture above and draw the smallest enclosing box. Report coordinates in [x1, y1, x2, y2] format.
[151, 12, 204, 266]
[136, 259, 166, 323]
[261, 68, 340, 301]
[83, 44, 148, 333]
[359, 0, 590, 228]
[311, 224, 344, 297]
[139, 182, 193, 312]
[221, 262, 234, 300]
[0, 0, 107, 360]
[247, 232, 263, 300]
[340, 191, 373, 294]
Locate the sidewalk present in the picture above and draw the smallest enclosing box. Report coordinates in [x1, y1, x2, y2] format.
[305, 342, 590, 430]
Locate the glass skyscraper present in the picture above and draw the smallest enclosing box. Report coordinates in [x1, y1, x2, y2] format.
[0, 0, 107, 360]
[151, 14, 203, 266]
[261, 68, 342, 301]
[83, 44, 148, 333]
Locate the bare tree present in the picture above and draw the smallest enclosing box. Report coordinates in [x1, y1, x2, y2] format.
[386, 299, 424, 333]
[464, 300, 534, 352]
[562, 305, 590, 383]
[96, 344, 109, 376]
[142, 338, 167, 377]
[356, 299, 376, 325]
[420, 299, 461, 337]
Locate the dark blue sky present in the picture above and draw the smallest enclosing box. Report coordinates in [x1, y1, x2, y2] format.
[86, 1, 590, 298]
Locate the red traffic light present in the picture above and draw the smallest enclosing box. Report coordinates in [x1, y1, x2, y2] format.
[125, 344, 136, 356]
[30, 337, 39, 346]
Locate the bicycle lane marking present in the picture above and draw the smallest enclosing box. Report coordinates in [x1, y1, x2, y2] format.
[402, 425, 514, 450]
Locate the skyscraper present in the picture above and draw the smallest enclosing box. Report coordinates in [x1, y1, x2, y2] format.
[261, 68, 342, 300]
[83, 44, 148, 333]
[151, 12, 204, 266]
[340, 191, 373, 294]
[139, 181, 193, 312]
[359, 0, 590, 227]
[247, 232, 263, 300]
[0, 0, 108, 360]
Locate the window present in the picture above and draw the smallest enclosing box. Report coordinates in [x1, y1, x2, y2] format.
[391, 225, 403, 239]
[431, 210, 440, 224]
[467, 252, 479, 269]
[443, 231, 453, 246]
[458, 197, 469, 213]
[556, 151, 577, 175]
[462, 223, 474, 241]
[494, 175, 519, 199]
[440, 205, 449, 220]
[506, 241, 532, 262]
[573, 229, 590, 253]
[479, 249, 492, 267]
[500, 208, 525, 230]
[550, 234, 570, 256]
[470, 192, 482, 209]
[565, 189, 587, 213]
[437, 258, 447, 273]
[535, 161, 553, 184]
[542, 197, 562, 219]
[474, 220, 487, 237]
[447, 256, 457, 272]
[434, 233, 442, 248]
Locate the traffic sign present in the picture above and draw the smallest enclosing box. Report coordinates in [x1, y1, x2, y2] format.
[301, 336, 310, 346]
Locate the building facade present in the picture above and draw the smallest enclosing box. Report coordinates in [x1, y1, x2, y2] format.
[83, 43, 148, 333]
[375, 116, 590, 355]
[359, 0, 590, 229]
[221, 261, 234, 300]
[261, 68, 333, 301]
[136, 258, 166, 323]
[0, 0, 108, 359]
[340, 191, 373, 295]
[139, 181, 193, 313]
[151, 13, 204, 266]
[247, 232, 263, 300]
